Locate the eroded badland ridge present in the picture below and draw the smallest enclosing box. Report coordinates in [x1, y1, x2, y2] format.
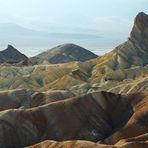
[0, 12, 147, 148]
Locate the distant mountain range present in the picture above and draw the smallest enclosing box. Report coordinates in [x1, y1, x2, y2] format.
[0, 23, 101, 50]
[0, 23, 116, 56]
[0, 23, 101, 39]
[0, 23, 105, 57]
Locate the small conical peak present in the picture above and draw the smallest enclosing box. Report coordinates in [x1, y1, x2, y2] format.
[130, 12, 148, 42]
[134, 12, 148, 28]
[136, 12, 147, 18]
[6, 45, 19, 53]
[7, 44, 15, 49]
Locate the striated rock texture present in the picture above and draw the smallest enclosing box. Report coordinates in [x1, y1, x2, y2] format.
[0, 45, 28, 64]
[0, 61, 98, 92]
[27, 140, 148, 148]
[0, 59, 148, 95]
[0, 12, 147, 148]
[131, 12, 148, 48]
[103, 93, 148, 145]
[0, 91, 147, 147]
[0, 89, 74, 110]
[30, 43, 98, 64]
[91, 12, 148, 82]
[0, 13, 148, 95]
[27, 140, 114, 148]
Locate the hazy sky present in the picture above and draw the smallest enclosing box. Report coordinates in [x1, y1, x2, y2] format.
[0, 0, 148, 56]
[0, 0, 147, 32]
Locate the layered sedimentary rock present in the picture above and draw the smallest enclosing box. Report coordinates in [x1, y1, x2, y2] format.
[91, 12, 148, 83]
[0, 91, 147, 147]
[0, 13, 148, 95]
[0, 12, 148, 148]
[0, 61, 96, 92]
[0, 89, 74, 110]
[0, 62, 147, 95]
[27, 139, 148, 148]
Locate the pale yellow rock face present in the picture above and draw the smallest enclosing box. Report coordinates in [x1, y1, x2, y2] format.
[27, 140, 148, 148]
[0, 61, 95, 92]
[1, 13, 148, 95]
[0, 57, 148, 95]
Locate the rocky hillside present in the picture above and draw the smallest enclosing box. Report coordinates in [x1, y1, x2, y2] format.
[0, 89, 75, 110]
[0, 63, 147, 95]
[28, 139, 148, 148]
[0, 90, 147, 147]
[0, 45, 28, 64]
[0, 12, 147, 148]
[91, 12, 148, 82]
[0, 13, 148, 95]
[30, 43, 98, 64]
